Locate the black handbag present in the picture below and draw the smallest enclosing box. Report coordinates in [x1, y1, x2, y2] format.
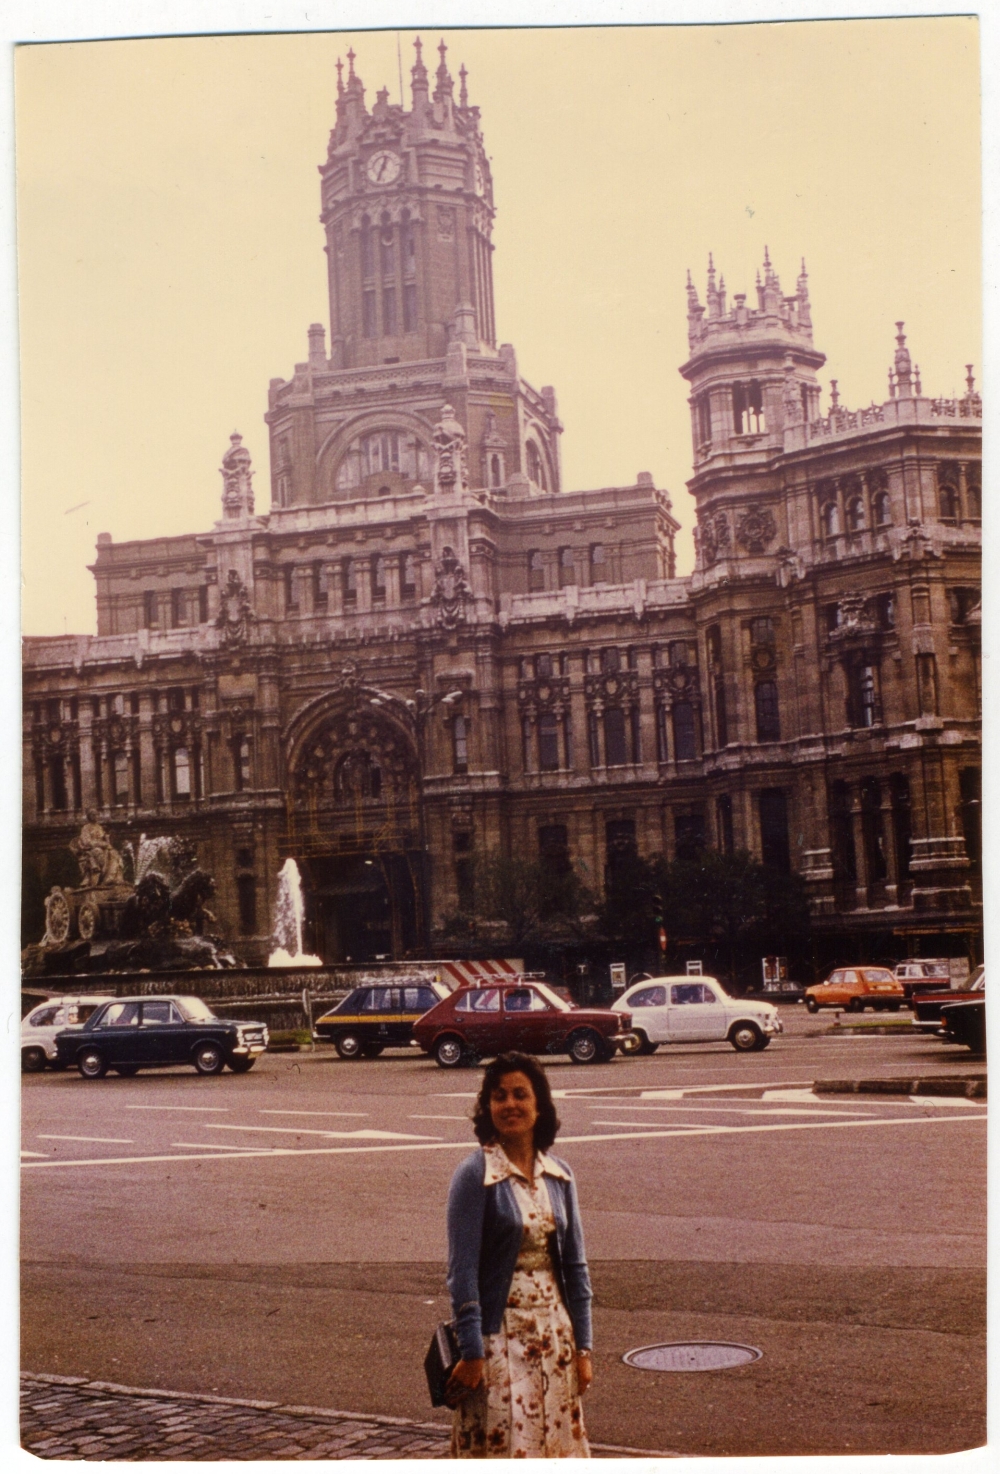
[424, 1320, 460, 1407]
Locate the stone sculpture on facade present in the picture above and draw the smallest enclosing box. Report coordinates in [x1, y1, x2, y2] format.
[736, 506, 778, 555]
[432, 403, 469, 494]
[431, 545, 472, 629]
[215, 569, 256, 648]
[699, 512, 731, 567]
[220, 432, 256, 518]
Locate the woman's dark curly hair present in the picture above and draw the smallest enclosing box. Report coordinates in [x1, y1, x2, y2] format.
[471, 1052, 561, 1153]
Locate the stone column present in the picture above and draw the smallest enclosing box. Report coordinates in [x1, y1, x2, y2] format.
[569, 654, 589, 777]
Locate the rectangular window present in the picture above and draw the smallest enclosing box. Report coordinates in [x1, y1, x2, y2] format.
[371, 555, 386, 601]
[538, 711, 560, 771]
[237, 874, 257, 935]
[717, 795, 734, 855]
[754, 681, 781, 742]
[143, 591, 158, 628]
[342, 558, 357, 604]
[528, 550, 545, 592]
[672, 702, 697, 760]
[589, 544, 606, 583]
[588, 711, 601, 768]
[401, 553, 417, 596]
[170, 589, 185, 628]
[669, 641, 690, 667]
[309, 562, 326, 611]
[382, 286, 397, 336]
[167, 687, 185, 713]
[713, 677, 728, 746]
[601, 647, 621, 674]
[453, 715, 469, 775]
[112, 750, 129, 806]
[656, 704, 669, 762]
[630, 706, 642, 763]
[403, 282, 417, 331]
[604, 707, 627, 766]
[675, 812, 706, 863]
[198, 586, 209, 622]
[539, 824, 570, 875]
[234, 735, 251, 792]
[759, 789, 791, 873]
[558, 547, 576, 587]
[563, 709, 573, 768]
[750, 617, 775, 645]
[284, 566, 297, 611]
[173, 747, 191, 800]
[362, 290, 377, 338]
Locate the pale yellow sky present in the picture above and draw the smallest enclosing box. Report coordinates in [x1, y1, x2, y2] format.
[17, 18, 981, 636]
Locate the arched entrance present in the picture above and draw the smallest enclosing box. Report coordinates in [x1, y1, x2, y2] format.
[283, 680, 426, 962]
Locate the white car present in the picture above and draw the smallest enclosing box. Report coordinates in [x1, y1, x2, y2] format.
[613, 976, 783, 1053]
[21, 995, 117, 1073]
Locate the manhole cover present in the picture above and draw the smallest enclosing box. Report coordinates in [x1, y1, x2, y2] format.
[623, 1341, 762, 1372]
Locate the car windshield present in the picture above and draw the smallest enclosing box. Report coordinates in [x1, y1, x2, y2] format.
[533, 983, 571, 1012]
[175, 997, 216, 1022]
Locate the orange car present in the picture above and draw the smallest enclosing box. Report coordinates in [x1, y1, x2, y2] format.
[804, 967, 905, 1014]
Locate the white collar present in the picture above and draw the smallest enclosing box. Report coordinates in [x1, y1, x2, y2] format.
[482, 1142, 571, 1186]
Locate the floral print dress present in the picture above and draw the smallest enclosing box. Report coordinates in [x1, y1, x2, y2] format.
[451, 1143, 590, 1459]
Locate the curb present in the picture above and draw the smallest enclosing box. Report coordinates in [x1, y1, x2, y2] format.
[22, 1372, 681, 1459]
[814, 1076, 986, 1098]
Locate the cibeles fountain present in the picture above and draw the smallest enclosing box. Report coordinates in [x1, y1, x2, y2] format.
[268, 858, 322, 968]
[22, 814, 237, 975]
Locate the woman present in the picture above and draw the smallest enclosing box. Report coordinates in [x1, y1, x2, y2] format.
[445, 1051, 593, 1458]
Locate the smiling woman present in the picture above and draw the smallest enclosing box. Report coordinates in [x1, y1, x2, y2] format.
[444, 1052, 592, 1458]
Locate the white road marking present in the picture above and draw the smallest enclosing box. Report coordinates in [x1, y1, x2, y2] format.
[125, 1105, 231, 1112]
[20, 1150, 48, 1158]
[909, 1095, 986, 1108]
[171, 1142, 265, 1152]
[761, 1088, 820, 1101]
[409, 1115, 471, 1121]
[589, 1105, 876, 1117]
[37, 1134, 134, 1144]
[205, 1124, 440, 1141]
[259, 1110, 369, 1118]
[20, 1110, 985, 1170]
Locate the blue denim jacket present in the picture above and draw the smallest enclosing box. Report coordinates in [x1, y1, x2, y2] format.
[446, 1146, 593, 1362]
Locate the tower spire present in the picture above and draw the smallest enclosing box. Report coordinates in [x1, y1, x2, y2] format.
[336, 57, 344, 96]
[459, 63, 468, 107]
[411, 35, 429, 110]
[434, 38, 454, 101]
[894, 321, 913, 397]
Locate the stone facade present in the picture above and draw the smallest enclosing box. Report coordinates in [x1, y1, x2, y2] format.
[22, 44, 981, 967]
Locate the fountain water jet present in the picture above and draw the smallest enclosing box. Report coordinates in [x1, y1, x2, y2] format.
[269, 857, 322, 967]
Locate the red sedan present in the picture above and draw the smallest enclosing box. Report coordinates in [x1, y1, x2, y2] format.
[412, 980, 631, 1068]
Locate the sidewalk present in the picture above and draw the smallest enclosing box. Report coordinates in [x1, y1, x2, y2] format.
[21, 1373, 676, 1460]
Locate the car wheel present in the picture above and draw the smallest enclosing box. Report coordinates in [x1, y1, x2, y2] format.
[847, 998, 864, 1013]
[228, 1057, 255, 1073]
[805, 996, 819, 1013]
[729, 1022, 763, 1052]
[568, 1029, 602, 1065]
[888, 1003, 902, 1012]
[21, 1047, 47, 1074]
[434, 1035, 466, 1069]
[334, 1031, 365, 1060]
[361, 1042, 385, 1058]
[114, 1064, 140, 1077]
[77, 1048, 108, 1080]
[192, 1042, 225, 1076]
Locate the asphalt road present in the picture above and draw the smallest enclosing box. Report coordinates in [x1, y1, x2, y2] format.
[21, 1007, 986, 1457]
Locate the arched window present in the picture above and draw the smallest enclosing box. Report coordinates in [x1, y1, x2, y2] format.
[873, 490, 891, 526]
[967, 477, 981, 519]
[589, 544, 606, 584]
[846, 497, 865, 532]
[754, 681, 781, 742]
[733, 380, 765, 433]
[558, 547, 575, 587]
[822, 501, 840, 538]
[527, 549, 545, 592]
[335, 431, 430, 493]
[526, 441, 545, 488]
[939, 484, 959, 521]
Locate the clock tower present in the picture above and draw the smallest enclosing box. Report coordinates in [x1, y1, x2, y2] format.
[321, 39, 496, 369]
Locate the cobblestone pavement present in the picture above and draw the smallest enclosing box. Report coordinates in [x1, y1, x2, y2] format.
[22, 1373, 677, 1460]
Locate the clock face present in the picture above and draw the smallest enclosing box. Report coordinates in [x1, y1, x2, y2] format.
[366, 150, 401, 186]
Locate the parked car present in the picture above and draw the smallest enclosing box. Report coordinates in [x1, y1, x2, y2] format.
[21, 994, 117, 1073]
[755, 979, 807, 1004]
[412, 981, 631, 1068]
[53, 995, 269, 1078]
[314, 980, 451, 1059]
[893, 957, 964, 1000]
[938, 995, 986, 1053]
[613, 977, 783, 1053]
[803, 967, 905, 1013]
[912, 967, 984, 1037]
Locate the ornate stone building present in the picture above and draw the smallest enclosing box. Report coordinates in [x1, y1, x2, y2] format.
[22, 43, 981, 968]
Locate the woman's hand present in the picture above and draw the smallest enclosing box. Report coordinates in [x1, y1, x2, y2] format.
[576, 1350, 593, 1395]
[445, 1357, 485, 1407]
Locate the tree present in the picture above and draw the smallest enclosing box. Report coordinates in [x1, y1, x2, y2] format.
[438, 851, 595, 954]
